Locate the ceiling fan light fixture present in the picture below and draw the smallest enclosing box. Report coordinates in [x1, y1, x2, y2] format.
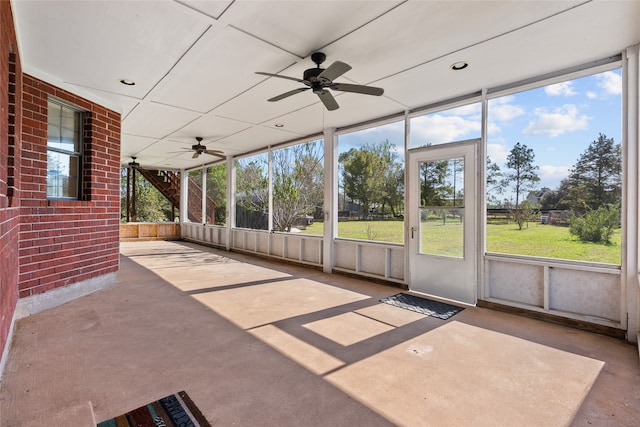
[119, 78, 136, 86]
[450, 61, 469, 71]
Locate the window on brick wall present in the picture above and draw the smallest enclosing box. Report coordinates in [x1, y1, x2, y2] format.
[47, 99, 83, 199]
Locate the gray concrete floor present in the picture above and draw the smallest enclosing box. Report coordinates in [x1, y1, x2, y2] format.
[1, 240, 639, 426]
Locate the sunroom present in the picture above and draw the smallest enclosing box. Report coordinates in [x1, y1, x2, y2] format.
[1, 0, 640, 424]
[90, 0, 640, 341]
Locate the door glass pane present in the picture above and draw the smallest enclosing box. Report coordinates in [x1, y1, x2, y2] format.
[418, 157, 464, 258]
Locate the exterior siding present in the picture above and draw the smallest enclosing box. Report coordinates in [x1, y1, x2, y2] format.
[0, 0, 21, 365]
[17, 76, 121, 297]
[0, 1, 121, 361]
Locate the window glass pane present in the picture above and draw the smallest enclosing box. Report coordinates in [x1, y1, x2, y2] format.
[272, 139, 324, 235]
[235, 153, 268, 230]
[409, 102, 481, 148]
[47, 101, 80, 152]
[47, 101, 61, 126]
[206, 163, 227, 225]
[186, 169, 204, 223]
[486, 69, 622, 265]
[47, 151, 79, 198]
[337, 121, 404, 243]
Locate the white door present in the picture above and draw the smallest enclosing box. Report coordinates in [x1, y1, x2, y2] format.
[408, 140, 477, 304]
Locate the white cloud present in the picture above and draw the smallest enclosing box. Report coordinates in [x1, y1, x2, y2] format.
[586, 91, 598, 99]
[486, 122, 501, 136]
[523, 104, 590, 137]
[595, 71, 621, 95]
[539, 164, 570, 182]
[410, 114, 480, 145]
[487, 143, 510, 163]
[489, 96, 525, 122]
[545, 81, 577, 96]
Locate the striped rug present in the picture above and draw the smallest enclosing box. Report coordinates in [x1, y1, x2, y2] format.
[97, 390, 211, 427]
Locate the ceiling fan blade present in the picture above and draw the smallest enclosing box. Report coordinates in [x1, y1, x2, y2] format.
[330, 83, 384, 96]
[318, 61, 351, 82]
[256, 72, 304, 83]
[192, 152, 200, 159]
[204, 150, 225, 158]
[268, 87, 310, 102]
[316, 90, 339, 111]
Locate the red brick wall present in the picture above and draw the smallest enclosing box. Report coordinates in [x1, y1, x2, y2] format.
[1, 0, 122, 364]
[18, 76, 121, 297]
[1, 0, 21, 361]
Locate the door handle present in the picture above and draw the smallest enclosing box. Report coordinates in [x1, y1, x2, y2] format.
[411, 227, 416, 239]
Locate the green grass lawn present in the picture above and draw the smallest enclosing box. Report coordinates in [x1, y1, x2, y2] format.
[486, 221, 621, 264]
[303, 219, 621, 264]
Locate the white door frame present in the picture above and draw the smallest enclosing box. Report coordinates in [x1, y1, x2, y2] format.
[407, 139, 479, 304]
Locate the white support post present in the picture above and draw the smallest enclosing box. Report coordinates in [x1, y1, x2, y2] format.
[226, 156, 235, 251]
[180, 169, 188, 232]
[323, 128, 337, 274]
[479, 89, 489, 301]
[623, 45, 640, 343]
[201, 166, 207, 225]
[268, 148, 273, 233]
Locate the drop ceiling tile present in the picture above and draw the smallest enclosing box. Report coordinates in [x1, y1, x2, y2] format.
[13, 1, 211, 99]
[121, 134, 159, 160]
[123, 103, 202, 139]
[150, 26, 299, 113]
[381, 1, 640, 110]
[261, 92, 404, 138]
[216, 125, 305, 154]
[323, 1, 584, 84]
[214, 74, 318, 125]
[167, 113, 253, 145]
[223, 1, 404, 58]
[179, 0, 234, 19]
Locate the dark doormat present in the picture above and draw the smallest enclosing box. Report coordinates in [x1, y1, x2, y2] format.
[380, 293, 465, 320]
[97, 390, 211, 427]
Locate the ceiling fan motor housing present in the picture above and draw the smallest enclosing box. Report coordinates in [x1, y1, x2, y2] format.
[303, 67, 324, 82]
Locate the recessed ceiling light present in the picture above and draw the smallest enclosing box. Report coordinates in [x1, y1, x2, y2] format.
[119, 78, 136, 86]
[275, 123, 284, 128]
[450, 62, 469, 71]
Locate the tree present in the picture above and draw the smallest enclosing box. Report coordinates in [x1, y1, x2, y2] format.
[513, 199, 538, 230]
[486, 156, 505, 207]
[566, 133, 621, 211]
[272, 141, 324, 232]
[339, 140, 400, 220]
[207, 163, 227, 224]
[569, 203, 620, 243]
[503, 142, 540, 207]
[235, 157, 269, 229]
[420, 159, 450, 207]
[374, 140, 404, 218]
[120, 168, 173, 222]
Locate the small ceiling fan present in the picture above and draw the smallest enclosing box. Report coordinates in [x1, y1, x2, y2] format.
[256, 52, 384, 111]
[173, 137, 225, 159]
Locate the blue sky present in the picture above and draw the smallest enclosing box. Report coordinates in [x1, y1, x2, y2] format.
[338, 68, 623, 201]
